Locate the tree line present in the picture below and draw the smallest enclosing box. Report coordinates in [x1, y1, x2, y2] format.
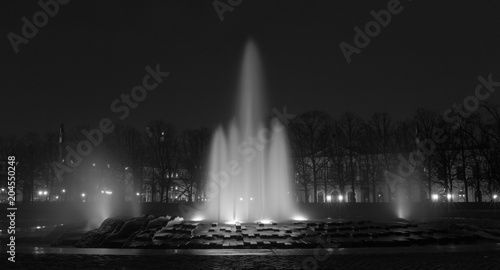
[1, 103, 499, 203]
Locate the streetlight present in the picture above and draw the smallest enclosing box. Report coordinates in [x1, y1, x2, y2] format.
[338, 195, 343, 202]
[62, 189, 66, 193]
[81, 193, 85, 197]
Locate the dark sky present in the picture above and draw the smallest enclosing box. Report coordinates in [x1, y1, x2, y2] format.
[1, 0, 499, 136]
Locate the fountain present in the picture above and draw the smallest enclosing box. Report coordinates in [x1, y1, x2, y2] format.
[205, 40, 296, 223]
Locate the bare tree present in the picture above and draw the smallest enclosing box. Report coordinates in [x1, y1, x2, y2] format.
[109, 124, 145, 201]
[336, 112, 363, 202]
[145, 120, 180, 203]
[179, 127, 211, 202]
[414, 109, 441, 201]
[289, 111, 332, 203]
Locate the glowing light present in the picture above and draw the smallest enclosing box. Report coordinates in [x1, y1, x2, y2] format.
[1, 188, 4, 192]
[250, 197, 253, 201]
[62, 189, 66, 193]
[257, 220, 273, 224]
[136, 192, 140, 196]
[101, 190, 104, 194]
[92, 163, 96, 167]
[55, 196, 59, 199]
[38, 191, 42, 195]
[239, 197, 243, 201]
[125, 167, 129, 170]
[105, 191, 112, 195]
[292, 216, 307, 221]
[446, 194, 452, 200]
[494, 194, 498, 200]
[338, 195, 343, 202]
[191, 217, 204, 222]
[43, 191, 48, 195]
[326, 195, 332, 202]
[36, 226, 41, 229]
[81, 193, 86, 197]
[225, 220, 240, 225]
[432, 194, 439, 201]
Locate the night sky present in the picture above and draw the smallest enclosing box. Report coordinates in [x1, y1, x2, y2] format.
[1, 0, 500, 136]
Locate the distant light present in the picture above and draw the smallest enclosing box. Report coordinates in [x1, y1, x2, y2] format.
[38, 191, 43, 195]
[239, 197, 243, 201]
[432, 194, 439, 201]
[257, 220, 273, 224]
[81, 193, 86, 197]
[338, 195, 343, 202]
[125, 167, 129, 170]
[225, 220, 240, 225]
[101, 190, 104, 194]
[1, 188, 4, 192]
[250, 197, 253, 201]
[55, 196, 59, 199]
[92, 163, 96, 167]
[62, 189, 66, 193]
[136, 192, 140, 196]
[43, 191, 48, 195]
[326, 195, 332, 202]
[292, 216, 307, 221]
[36, 226, 41, 229]
[447, 194, 452, 200]
[191, 216, 203, 221]
[107, 164, 110, 169]
[105, 191, 112, 195]
[494, 194, 498, 200]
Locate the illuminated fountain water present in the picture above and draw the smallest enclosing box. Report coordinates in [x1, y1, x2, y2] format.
[205, 40, 296, 223]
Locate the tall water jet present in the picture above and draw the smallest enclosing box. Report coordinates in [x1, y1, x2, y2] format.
[205, 40, 296, 222]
